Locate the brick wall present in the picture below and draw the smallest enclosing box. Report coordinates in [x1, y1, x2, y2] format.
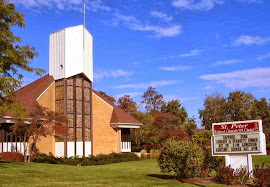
[36, 82, 56, 155]
[92, 93, 118, 155]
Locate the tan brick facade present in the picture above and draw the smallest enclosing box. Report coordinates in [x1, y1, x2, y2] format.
[92, 93, 119, 155]
[36, 82, 56, 155]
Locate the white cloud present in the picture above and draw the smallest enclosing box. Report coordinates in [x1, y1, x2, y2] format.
[163, 95, 201, 102]
[94, 69, 132, 80]
[160, 65, 192, 71]
[233, 35, 270, 46]
[150, 11, 173, 23]
[113, 80, 179, 89]
[114, 13, 181, 37]
[12, 0, 111, 12]
[257, 52, 270, 61]
[200, 67, 270, 89]
[215, 59, 243, 65]
[172, 0, 224, 11]
[179, 49, 202, 57]
[114, 92, 141, 99]
[202, 85, 213, 90]
[236, 0, 263, 4]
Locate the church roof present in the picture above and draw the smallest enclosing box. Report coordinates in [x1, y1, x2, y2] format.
[10, 74, 54, 114]
[7, 75, 141, 125]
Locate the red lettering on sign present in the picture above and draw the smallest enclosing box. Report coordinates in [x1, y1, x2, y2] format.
[213, 122, 259, 135]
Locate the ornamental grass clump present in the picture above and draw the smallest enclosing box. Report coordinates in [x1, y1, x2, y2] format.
[149, 149, 160, 160]
[157, 139, 204, 178]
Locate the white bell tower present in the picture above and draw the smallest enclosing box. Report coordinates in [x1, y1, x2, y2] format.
[49, 25, 93, 82]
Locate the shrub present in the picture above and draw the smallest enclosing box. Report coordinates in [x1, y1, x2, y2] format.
[192, 130, 225, 177]
[216, 166, 250, 185]
[35, 153, 58, 164]
[253, 164, 270, 187]
[216, 165, 236, 185]
[34, 152, 139, 166]
[235, 167, 250, 185]
[131, 147, 142, 152]
[0, 152, 24, 162]
[158, 139, 204, 178]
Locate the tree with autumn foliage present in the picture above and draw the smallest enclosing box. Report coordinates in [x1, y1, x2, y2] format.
[11, 103, 68, 162]
[117, 94, 138, 113]
[144, 112, 189, 144]
[161, 99, 188, 123]
[0, 0, 45, 114]
[141, 86, 164, 112]
[98, 91, 116, 103]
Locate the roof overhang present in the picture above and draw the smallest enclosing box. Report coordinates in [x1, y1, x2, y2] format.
[110, 123, 142, 129]
[0, 116, 13, 124]
[0, 116, 31, 125]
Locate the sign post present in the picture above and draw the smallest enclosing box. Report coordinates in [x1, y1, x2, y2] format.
[211, 120, 266, 174]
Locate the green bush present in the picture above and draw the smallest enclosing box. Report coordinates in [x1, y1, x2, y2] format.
[253, 164, 270, 187]
[157, 139, 204, 178]
[34, 152, 139, 166]
[192, 130, 225, 177]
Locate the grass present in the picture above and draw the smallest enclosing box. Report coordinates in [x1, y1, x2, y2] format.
[0, 156, 269, 187]
[253, 155, 270, 166]
[0, 160, 224, 187]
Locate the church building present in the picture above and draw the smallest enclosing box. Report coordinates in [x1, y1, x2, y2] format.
[0, 25, 142, 157]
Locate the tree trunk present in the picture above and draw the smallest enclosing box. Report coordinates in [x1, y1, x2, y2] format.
[23, 134, 28, 162]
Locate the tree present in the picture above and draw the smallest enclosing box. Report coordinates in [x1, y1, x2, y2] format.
[199, 93, 227, 130]
[98, 91, 116, 103]
[130, 111, 153, 147]
[183, 117, 197, 138]
[0, 0, 45, 110]
[227, 91, 254, 121]
[145, 112, 189, 144]
[161, 99, 188, 123]
[251, 97, 270, 148]
[11, 103, 68, 162]
[117, 94, 137, 113]
[141, 86, 164, 112]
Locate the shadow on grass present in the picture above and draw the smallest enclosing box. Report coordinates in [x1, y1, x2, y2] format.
[0, 160, 25, 168]
[147, 174, 176, 180]
[147, 174, 210, 187]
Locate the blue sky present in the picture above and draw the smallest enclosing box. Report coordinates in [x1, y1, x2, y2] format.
[11, 0, 270, 126]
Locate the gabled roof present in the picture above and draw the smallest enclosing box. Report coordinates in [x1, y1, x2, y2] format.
[11, 75, 54, 114]
[7, 75, 142, 126]
[92, 90, 142, 125]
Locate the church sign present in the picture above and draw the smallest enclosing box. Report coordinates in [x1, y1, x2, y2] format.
[212, 121, 263, 154]
[211, 120, 267, 174]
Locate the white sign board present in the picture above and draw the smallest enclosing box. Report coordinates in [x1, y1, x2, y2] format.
[211, 120, 266, 174]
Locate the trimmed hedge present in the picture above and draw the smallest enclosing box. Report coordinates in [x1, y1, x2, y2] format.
[0, 152, 24, 162]
[34, 152, 139, 166]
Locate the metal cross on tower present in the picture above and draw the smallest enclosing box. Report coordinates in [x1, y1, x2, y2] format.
[83, 3, 86, 50]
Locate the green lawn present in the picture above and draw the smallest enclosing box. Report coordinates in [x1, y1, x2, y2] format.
[0, 156, 269, 187]
[253, 155, 270, 166]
